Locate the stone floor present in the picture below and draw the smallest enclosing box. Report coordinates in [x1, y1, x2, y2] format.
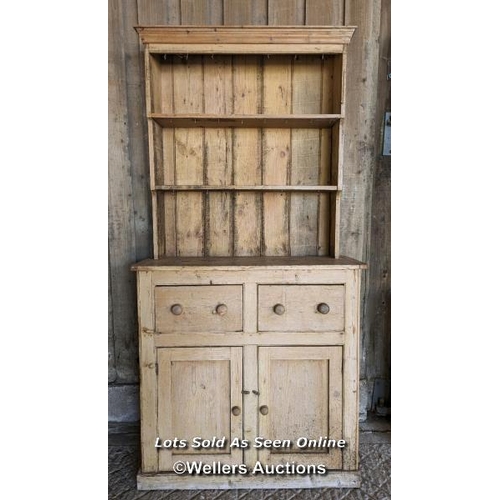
[109, 417, 390, 500]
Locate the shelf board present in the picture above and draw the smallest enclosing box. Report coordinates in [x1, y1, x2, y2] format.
[150, 114, 341, 129]
[154, 185, 339, 192]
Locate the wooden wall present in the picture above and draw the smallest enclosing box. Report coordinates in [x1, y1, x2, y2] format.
[108, 0, 391, 419]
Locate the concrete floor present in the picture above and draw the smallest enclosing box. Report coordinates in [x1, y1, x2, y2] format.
[109, 417, 390, 499]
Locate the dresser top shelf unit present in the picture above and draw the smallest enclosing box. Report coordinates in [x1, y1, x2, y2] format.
[139, 26, 354, 259]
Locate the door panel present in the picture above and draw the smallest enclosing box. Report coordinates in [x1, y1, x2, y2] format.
[258, 346, 343, 469]
[157, 347, 243, 471]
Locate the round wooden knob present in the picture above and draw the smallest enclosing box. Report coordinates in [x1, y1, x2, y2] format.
[231, 406, 241, 416]
[273, 304, 285, 315]
[317, 303, 330, 314]
[170, 304, 183, 316]
[259, 405, 269, 415]
[216, 304, 228, 316]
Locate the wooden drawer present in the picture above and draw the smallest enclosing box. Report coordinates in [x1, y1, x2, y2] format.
[155, 285, 243, 333]
[258, 284, 345, 332]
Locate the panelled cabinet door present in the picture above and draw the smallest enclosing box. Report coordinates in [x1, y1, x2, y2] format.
[157, 347, 243, 471]
[258, 346, 343, 469]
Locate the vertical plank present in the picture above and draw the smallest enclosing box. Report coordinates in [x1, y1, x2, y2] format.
[108, 263, 116, 382]
[137, 0, 180, 24]
[159, 61, 177, 256]
[330, 190, 341, 257]
[204, 56, 234, 256]
[173, 56, 204, 256]
[268, 0, 305, 24]
[137, 271, 158, 472]
[318, 56, 333, 255]
[109, 0, 138, 383]
[343, 269, 361, 469]
[145, 52, 161, 258]
[344, 0, 382, 415]
[224, 0, 267, 24]
[138, 0, 181, 258]
[180, 0, 223, 24]
[224, 0, 268, 257]
[233, 56, 262, 256]
[290, 55, 322, 256]
[342, 0, 381, 262]
[364, 0, 391, 403]
[262, 56, 291, 256]
[305, 0, 344, 25]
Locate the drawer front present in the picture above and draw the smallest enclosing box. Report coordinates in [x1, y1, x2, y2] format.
[155, 285, 243, 333]
[258, 285, 345, 332]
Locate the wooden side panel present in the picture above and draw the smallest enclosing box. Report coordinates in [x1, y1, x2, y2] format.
[262, 56, 291, 256]
[137, 272, 157, 472]
[343, 270, 361, 469]
[319, 55, 334, 255]
[233, 56, 262, 256]
[204, 56, 234, 256]
[157, 347, 243, 471]
[173, 57, 204, 256]
[290, 55, 322, 256]
[258, 346, 342, 469]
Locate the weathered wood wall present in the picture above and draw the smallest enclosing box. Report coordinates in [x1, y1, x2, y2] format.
[108, 0, 391, 420]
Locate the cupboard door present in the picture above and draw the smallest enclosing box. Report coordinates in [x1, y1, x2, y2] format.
[258, 346, 343, 469]
[157, 347, 243, 471]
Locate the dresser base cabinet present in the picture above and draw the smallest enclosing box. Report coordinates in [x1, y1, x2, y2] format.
[132, 256, 366, 490]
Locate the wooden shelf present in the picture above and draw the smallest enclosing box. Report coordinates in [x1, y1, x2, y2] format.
[150, 114, 341, 128]
[154, 185, 339, 192]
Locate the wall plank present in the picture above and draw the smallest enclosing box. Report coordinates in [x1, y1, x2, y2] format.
[269, 0, 306, 24]
[233, 56, 263, 256]
[364, 0, 391, 400]
[108, 0, 139, 383]
[204, 56, 234, 256]
[224, 0, 267, 24]
[262, 56, 292, 255]
[343, 0, 385, 411]
[306, 0, 344, 25]
[181, 0, 223, 24]
[173, 57, 205, 256]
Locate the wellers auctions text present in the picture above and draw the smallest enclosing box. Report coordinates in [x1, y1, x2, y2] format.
[179, 461, 327, 475]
